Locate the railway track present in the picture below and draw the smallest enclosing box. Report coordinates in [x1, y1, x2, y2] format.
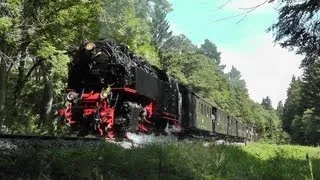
[0, 133, 103, 141]
[0, 134, 106, 152]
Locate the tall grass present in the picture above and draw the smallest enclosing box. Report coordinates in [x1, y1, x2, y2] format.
[0, 142, 319, 179]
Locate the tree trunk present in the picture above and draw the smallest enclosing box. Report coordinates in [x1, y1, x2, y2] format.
[0, 58, 7, 133]
[39, 68, 54, 130]
[14, 30, 31, 100]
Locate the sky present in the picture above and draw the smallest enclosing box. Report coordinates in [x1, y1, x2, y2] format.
[167, 0, 303, 108]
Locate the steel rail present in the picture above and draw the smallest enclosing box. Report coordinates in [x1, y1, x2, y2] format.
[0, 134, 103, 141]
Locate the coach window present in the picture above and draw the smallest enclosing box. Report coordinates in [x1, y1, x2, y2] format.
[201, 104, 204, 114]
[203, 105, 206, 115]
[205, 105, 207, 116]
[202, 104, 205, 115]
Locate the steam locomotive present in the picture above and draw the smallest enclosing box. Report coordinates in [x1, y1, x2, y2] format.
[59, 39, 257, 141]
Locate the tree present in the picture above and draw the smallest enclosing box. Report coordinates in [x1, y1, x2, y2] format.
[100, 0, 151, 49]
[298, 59, 320, 144]
[276, 101, 284, 117]
[290, 115, 304, 144]
[199, 39, 222, 65]
[269, 0, 320, 144]
[0, 0, 103, 133]
[0, 0, 22, 131]
[281, 60, 320, 145]
[300, 59, 320, 114]
[148, 0, 172, 13]
[227, 66, 246, 90]
[261, 96, 273, 111]
[150, 1, 173, 51]
[301, 108, 320, 145]
[100, 0, 159, 66]
[162, 34, 197, 54]
[282, 76, 303, 137]
[160, 34, 198, 70]
[269, 0, 320, 67]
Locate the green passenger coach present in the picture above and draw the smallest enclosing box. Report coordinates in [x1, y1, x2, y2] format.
[178, 83, 256, 141]
[214, 108, 228, 135]
[193, 94, 213, 132]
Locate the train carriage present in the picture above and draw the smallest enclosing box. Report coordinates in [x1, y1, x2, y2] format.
[228, 116, 238, 137]
[237, 121, 246, 139]
[193, 94, 213, 132]
[214, 108, 229, 135]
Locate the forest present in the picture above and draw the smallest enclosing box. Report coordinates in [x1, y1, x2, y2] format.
[0, 0, 319, 146]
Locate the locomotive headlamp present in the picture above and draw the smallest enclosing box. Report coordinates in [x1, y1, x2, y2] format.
[66, 91, 79, 101]
[100, 86, 112, 99]
[85, 42, 96, 51]
[100, 91, 109, 99]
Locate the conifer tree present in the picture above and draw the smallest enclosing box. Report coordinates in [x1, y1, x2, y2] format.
[276, 101, 284, 117]
[261, 96, 273, 111]
[282, 77, 302, 134]
[269, 0, 320, 67]
[150, 2, 172, 51]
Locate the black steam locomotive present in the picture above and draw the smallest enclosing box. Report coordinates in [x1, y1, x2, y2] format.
[59, 39, 257, 141]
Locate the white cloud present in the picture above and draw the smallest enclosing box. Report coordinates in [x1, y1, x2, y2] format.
[221, 34, 303, 108]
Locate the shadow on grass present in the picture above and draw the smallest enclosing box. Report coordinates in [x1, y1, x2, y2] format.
[0, 142, 319, 180]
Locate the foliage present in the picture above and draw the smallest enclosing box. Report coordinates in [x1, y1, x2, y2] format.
[281, 60, 320, 145]
[1, 142, 320, 179]
[282, 77, 302, 134]
[227, 66, 246, 90]
[150, 1, 173, 51]
[271, 1, 320, 145]
[100, 0, 151, 49]
[269, 0, 320, 67]
[276, 101, 284, 117]
[199, 39, 222, 65]
[160, 34, 282, 140]
[162, 34, 198, 55]
[0, 0, 160, 134]
[261, 96, 273, 111]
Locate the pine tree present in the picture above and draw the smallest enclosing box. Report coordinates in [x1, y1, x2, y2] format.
[282, 76, 302, 134]
[261, 96, 273, 111]
[199, 39, 221, 65]
[150, 2, 172, 51]
[276, 101, 284, 117]
[227, 66, 246, 90]
[301, 59, 320, 114]
[299, 59, 320, 144]
[269, 0, 320, 67]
